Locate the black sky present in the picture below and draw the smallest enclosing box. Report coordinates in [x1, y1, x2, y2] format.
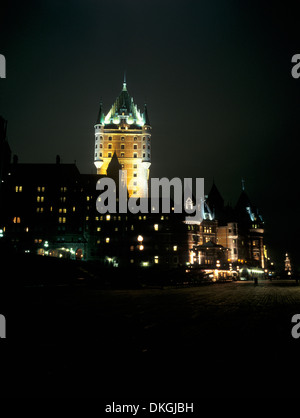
[1, 0, 300, 267]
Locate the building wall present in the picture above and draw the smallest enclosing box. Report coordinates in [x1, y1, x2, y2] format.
[94, 126, 151, 198]
[217, 222, 238, 263]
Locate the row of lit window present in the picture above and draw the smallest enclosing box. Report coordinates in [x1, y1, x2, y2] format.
[95, 152, 150, 159]
[36, 207, 75, 212]
[95, 144, 150, 150]
[15, 186, 68, 193]
[96, 136, 150, 141]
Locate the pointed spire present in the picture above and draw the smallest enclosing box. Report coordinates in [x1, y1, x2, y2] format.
[96, 102, 104, 124]
[123, 71, 127, 91]
[143, 103, 151, 126]
[106, 152, 122, 184]
[241, 177, 245, 191]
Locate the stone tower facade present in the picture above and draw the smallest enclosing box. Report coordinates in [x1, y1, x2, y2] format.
[94, 78, 151, 198]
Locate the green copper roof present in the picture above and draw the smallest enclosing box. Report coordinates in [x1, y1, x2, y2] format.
[103, 80, 147, 127]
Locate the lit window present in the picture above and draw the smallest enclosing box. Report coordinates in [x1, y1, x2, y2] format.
[73, 207, 75, 212]
[154, 256, 159, 264]
[173, 245, 178, 251]
[97, 227, 101, 232]
[15, 186, 22, 192]
[105, 237, 110, 243]
[106, 215, 111, 221]
[154, 224, 158, 231]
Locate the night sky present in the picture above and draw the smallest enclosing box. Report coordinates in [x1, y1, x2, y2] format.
[1, 0, 300, 267]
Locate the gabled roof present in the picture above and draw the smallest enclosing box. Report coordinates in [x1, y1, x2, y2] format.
[194, 240, 226, 250]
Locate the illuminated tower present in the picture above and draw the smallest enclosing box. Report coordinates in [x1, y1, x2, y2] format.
[284, 253, 292, 275]
[94, 77, 151, 198]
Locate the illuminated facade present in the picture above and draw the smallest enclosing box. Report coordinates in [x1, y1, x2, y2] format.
[94, 78, 151, 198]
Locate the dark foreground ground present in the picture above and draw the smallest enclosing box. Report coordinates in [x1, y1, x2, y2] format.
[1, 258, 300, 398]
